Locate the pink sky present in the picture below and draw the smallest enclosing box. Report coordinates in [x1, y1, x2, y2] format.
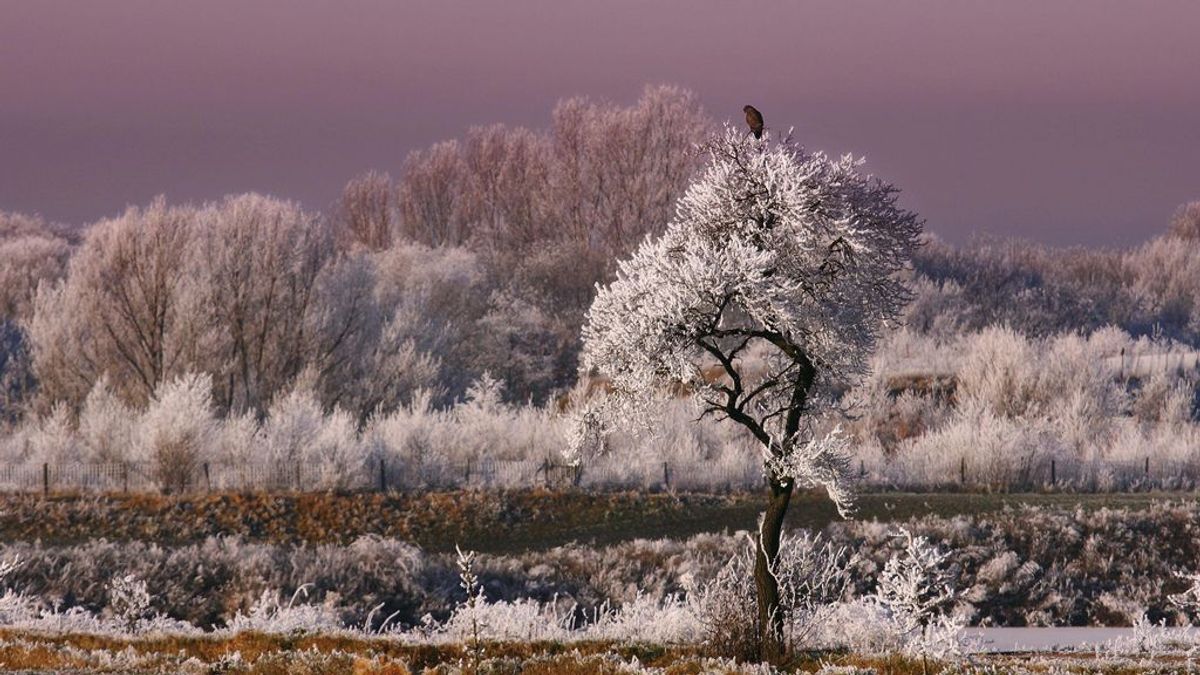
[2, 0, 1198, 245]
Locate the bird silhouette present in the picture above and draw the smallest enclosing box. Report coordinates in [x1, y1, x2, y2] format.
[743, 105, 764, 139]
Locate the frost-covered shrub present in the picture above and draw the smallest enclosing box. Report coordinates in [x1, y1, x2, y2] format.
[889, 405, 1060, 488]
[77, 377, 134, 464]
[433, 546, 578, 645]
[694, 532, 856, 659]
[436, 595, 576, 643]
[133, 373, 216, 493]
[1132, 370, 1196, 424]
[363, 376, 568, 481]
[692, 539, 759, 659]
[955, 326, 1039, 418]
[874, 528, 964, 660]
[2, 403, 78, 465]
[0, 556, 40, 628]
[850, 322, 1200, 489]
[107, 574, 152, 631]
[260, 385, 368, 489]
[212, 411, 260, 466]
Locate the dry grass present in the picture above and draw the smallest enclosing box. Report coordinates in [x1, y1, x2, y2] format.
[0, 631, 712, 673]
[0, 630, 1187, 674]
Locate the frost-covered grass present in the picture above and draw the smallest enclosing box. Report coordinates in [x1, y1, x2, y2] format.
[0, 630, 1056, 674]
[3, 497, 1200, 671]
[1, 630, 1192, 674]
[3, 498, 1200, 633]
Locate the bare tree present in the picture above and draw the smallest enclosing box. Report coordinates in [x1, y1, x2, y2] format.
[544, 84, 711, 256]
[396, 141, 468, 246]
[335, 171, 398, 251]
[193, 194, 343, 414]
[1168, 201, 1200, 241]
[0, 212, 73, 321]
[28, 198, 200, 409]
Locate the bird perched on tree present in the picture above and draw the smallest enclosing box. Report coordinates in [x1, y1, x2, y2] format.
[744, 105, 764, 139]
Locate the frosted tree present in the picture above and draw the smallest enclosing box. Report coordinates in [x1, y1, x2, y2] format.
[581, 124, 921, 657]
[28, 198, 202, 410]
[335, 170, 398, 251]
[192, 194, 341, 414]
[0, 211, 73, 321]
[1167, 200, 1200, 241]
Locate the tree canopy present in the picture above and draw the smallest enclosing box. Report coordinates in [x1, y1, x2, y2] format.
[583, 126, 922, 507]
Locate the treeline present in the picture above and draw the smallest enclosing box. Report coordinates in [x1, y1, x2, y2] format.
[1, 83, 1200, 433]
[0, 85, 710, 425]
[910, 201, 1200, 343]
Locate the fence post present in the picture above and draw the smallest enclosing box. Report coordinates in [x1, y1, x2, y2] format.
[122, 463, 129, 494]
[663, 461, 670, 489]
[959, 457, 966, 485]
[379, 458, 387, 492]
[1050, 459, 1056, 487]
[859, 460, 866, 479]
[203, 462, 211, 491]
[295, 462, 301, 491]
[42, 462, 49, 498]
[1145, 457, 1150, 478]
[465, 459, 472, 486]
[542, 459, 550, 488]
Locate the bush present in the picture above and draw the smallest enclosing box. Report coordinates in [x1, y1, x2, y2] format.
[134, 373, 216, 493]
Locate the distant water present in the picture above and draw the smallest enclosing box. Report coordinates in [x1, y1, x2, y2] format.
[965, 627, 1200, 653]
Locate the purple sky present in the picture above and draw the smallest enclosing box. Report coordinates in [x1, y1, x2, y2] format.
[2, 1, 1198, 246]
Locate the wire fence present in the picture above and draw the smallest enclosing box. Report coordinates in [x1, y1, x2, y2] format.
[0, 457, 766, 494]
[860, 455, 1200, 492]
[3, 454, 1200, 494]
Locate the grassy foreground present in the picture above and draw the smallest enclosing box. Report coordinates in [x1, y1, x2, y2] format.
[0, 630, 903, 674]
[0, 489, 1186, 550]
[0, 630, 1181, 674]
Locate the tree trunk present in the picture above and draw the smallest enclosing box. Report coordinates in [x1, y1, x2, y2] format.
[754, 477, 794, 661]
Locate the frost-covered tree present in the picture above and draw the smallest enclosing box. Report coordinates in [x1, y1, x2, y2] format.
[1167, 201, 1200, 241]
[0, 211, 70, 423]
[390, 86, 712, 402]
[581, 125, 921, 656]
[193, 194, 342, 414]
[0, 212, 73, 321]
[28, 198, 202, 410]
[334, 170, 398, 251]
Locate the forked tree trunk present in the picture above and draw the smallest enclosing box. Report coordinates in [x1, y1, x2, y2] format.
[754, 477, 795, 661]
